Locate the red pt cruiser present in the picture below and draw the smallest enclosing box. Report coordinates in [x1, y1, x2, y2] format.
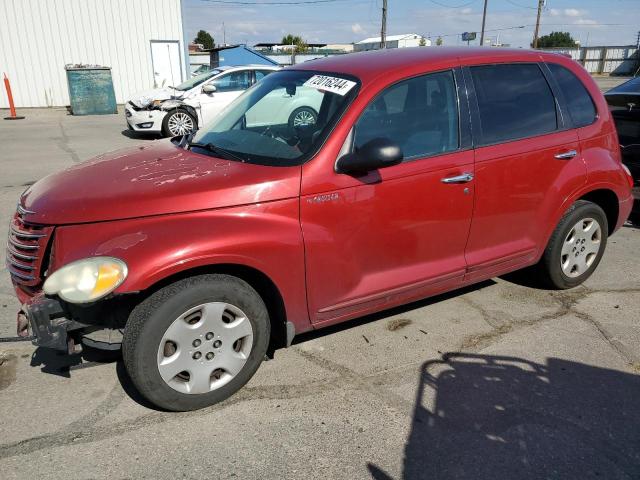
[8, 48, 634, 410]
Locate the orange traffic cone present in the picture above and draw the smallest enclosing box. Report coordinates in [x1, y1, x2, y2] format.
[3, 73, 25, 120]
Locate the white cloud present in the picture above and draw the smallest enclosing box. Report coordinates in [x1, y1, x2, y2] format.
[563, 8, 584, 17]
[574, 18, 598, 25]
[460, 7, 472, 15]
[351, 23, 364, 34]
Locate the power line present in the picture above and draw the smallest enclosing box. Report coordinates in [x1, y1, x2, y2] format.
[426, 0, 477, 7]
[198, 0, 357, 5]
[504, 0, 537, 9]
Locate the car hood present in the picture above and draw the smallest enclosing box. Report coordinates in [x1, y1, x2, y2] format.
[21, 141, 301, 225]
[129, 88, 184, 107]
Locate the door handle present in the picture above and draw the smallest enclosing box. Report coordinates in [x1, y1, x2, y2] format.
[554, 150, 577, 160]
[441, 173, 474, 184]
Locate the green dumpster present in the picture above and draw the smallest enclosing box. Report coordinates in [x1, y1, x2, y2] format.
[65, 65, 117, 115]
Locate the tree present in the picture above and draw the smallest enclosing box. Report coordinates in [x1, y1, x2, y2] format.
[533, 31, 577, 48]
[194, 30, 215, 50]
[419, 37, 427, 47]
[436, 36, 443, 46]
[281, 34, 308, 53]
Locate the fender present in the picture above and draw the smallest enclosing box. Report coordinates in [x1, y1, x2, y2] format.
[541, 177, 632, 261]
[161, 100, 199, 127]
[50, 199, 312, 334]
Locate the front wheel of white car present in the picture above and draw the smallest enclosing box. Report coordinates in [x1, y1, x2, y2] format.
[162, 109, 197, 137]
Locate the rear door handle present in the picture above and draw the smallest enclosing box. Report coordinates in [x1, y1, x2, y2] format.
[441, 173, 474, 184]
[554, 150, 577, 160]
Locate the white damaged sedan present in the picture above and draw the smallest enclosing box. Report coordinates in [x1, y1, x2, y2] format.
[125, 65, 280, 137]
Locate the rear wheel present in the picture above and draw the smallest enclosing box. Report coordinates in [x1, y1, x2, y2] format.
[288, 106, 317, 129]
[162, 109, 196, 137]
[537, 200, 608, 289]
[122, 274, 270, 411]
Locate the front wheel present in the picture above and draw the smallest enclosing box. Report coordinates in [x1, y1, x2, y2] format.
[537, 200, 608, 289]
[122, 274, 270, 411]
[162, 109, 196, 137]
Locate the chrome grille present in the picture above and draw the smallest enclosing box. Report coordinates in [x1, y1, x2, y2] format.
[6, 208, 53, 287]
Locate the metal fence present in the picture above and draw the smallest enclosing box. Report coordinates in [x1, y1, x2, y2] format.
[539, 45, 639, 76]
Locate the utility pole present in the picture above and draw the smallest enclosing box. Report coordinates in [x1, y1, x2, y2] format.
[480, 0, 488, 46]
[532, 0, 545, 49]
[222, 22, 226, 45]
[380, 0, 387, 49]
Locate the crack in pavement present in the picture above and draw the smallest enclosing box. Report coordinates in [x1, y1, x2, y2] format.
[56, 122, 80, 163]
[456, 286, 640, 371]
[1, 285, 638, 460]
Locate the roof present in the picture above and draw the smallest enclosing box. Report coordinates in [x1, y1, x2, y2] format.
[203, 44, 279, 66]
[356, 33, 422, 44]
[254, 42, 327, 48]
[291, 47, 563, 86]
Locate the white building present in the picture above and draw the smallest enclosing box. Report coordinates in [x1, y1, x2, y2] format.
[355, 34, 430, 52]
[0, 0, 187, 108]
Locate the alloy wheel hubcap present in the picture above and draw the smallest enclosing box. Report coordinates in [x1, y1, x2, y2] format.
[168, 112, 194, 135]
[560, 217, 602, 278]
[157, 302, 253, 394]
[293, 110, 315, 127]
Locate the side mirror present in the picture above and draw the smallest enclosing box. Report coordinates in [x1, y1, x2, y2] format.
[202, 84, 216, 94]
[335, 137, 403, 174]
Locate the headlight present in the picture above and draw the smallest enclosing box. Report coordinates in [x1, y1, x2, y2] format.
[43, 257, 128, 304]
[136, 96, 153, 108]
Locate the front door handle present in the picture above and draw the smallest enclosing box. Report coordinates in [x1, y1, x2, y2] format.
[554, 149, 577, 160]
[442, 173, 474, 184]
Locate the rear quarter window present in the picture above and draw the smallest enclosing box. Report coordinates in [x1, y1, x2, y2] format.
[547, 63, 597, 128]
[470, 63, 558, 145]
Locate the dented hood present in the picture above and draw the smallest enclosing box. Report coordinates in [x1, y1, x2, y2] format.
[21, 141, 301, 225]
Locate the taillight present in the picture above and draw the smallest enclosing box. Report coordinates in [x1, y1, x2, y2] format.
[621, 164, 634, 188]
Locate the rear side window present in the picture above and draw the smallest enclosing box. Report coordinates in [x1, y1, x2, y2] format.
[255, 70, 273, 81]
[547, 63, 597, 128]
[470, 63, 558, 145]
[212, 70, 251, 92]
[354, 70, 459, 160]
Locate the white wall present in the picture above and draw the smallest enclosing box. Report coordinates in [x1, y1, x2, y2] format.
[0, 0, 185, 108]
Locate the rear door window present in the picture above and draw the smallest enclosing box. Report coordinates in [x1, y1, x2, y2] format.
[255, 70, 274, 82]
[470, 63, 558, 145]
[212, 70, 252, 92]
[354, 70, 460, 160]
[547, 63, 597, 128]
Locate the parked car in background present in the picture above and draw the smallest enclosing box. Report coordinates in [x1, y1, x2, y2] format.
[125, 65, 280, 136]
[190, 64, 211, 77]
[12, 48, 633, 411]
[605, 76, 640, 224]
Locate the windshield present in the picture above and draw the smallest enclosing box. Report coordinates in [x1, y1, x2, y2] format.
[191, 70, 359, 166]
[174, 69, 222, 91]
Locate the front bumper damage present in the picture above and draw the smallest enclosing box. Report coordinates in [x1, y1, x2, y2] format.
[18, 295, 87, 354]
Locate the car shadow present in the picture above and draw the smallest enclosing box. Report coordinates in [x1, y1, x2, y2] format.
[367, 352, 640, 479]
[30, 344, 121, 378]
[120, 129, 162, 140]
[292, 280, 497, 345]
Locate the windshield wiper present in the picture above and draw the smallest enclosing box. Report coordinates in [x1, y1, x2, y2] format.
[188, 141, 247, 163]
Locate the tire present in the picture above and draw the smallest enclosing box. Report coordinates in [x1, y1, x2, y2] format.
[536, 200, 608, 289]
[122, 274, 270, 411]
[288, 106, 317, 129]
[161, 109, 197, 137]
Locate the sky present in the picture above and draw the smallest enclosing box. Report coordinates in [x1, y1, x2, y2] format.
[183, 0, 640, 48]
